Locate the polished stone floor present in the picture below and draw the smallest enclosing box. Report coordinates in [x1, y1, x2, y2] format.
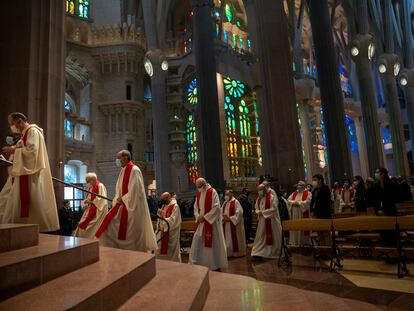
[183, 248, 414, 310]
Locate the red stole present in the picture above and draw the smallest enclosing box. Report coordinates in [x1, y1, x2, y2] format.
[197, 187, 214, 248]
[292, 190, 310, 236]
[95, 162, 134, 240]
[340, 188, 355, 202]
[19, 125, 42, 218]
[257, 191, 273, 245]
[222, 200, 239, 252]
[160, 203, 176, 254]
[78, 181, 100, 230]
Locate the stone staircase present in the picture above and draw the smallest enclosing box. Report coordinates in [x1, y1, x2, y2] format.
[0, 224, 381, 311]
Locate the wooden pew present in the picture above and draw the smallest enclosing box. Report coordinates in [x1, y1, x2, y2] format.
[281, 216, 414, 278]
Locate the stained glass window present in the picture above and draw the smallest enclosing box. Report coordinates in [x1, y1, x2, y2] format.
[64, 99, 73, 112]
[223, 77, 245, 98]
[345, 116, 358, 152]
[187, 78, 198, 106]
[66, 0, 75, 14]
[223, 30, 228, 43]
[78, 0, 89, 18]
[225, 4, 233, 22]
[186, 114, 199, 183]
[64, 119, 74, 139]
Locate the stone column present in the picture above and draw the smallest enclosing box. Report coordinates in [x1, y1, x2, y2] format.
[245, 0, 304, 189]
[354, 116, 369, 179]
[0, 0, 65, 199]
[307, 0, 353, 182]
[191, 0, 225, 190]
[299, 102, 314, 179]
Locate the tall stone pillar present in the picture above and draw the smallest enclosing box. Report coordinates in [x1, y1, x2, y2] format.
[245, 0, 304, 189]
[0, 0, 65, 199]
[378, 1, 410, 176]
[349, 0, 385, 175]
[307, 0, 353, 182]
[299, 102, 314, 179]
[354, 116, 369, 179]
[191, 0, 225, 190]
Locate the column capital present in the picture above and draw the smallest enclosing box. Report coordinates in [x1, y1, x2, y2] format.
[190, 0, 214, 8]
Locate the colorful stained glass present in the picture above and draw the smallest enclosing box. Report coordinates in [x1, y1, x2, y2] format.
[345, 115, 358, 152]
[225, 4, 233, 22]
[223, 77, 245, 98]
[187, 78, 198, 106]
[66, 0, 75, 14]
[78, 0, 89, 18]
[64, 119, 74, 139]
[186, 114, 199, 183]
[64, 99, 73, 112]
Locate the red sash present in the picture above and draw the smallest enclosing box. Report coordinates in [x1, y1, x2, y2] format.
[78, 181, 100, 230]
[160, 203, 176, 254]
[95, 162, 134, 240]
[340, 188, 355, 202]
[222, 200, 239, 252]
[197, 187, 214, 248]
[292, 190, 310, 236]
[257, 191, 273, 245]
[19, 125, 42, 218]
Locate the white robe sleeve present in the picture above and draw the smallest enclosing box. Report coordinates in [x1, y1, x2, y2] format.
[122, 167, 140, 212]
[287, 193, 294, 218]
[11, 128, 46, 177]
[255, 199, 260, 214]
[299, 192, 312, 213]
[203, 190, 221, 225]
[193, 197, 199, 220]
[230, 200, 243, 226]
[162, 204, 181, 232]
[262, 192, 278, 219]
[92, 183, 108, 211]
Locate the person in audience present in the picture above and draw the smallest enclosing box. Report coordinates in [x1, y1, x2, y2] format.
[287, 181, 312, 246]
[147, 190, 159, 220]
[238, 187, 253, 243]
[365, 177, 376, 211]
[59, 200, 74, 236]
[396, 176, 413, 202]
[353, 176, 366, 213]
[339, 179, 355, 212]
[222, 189, 246, 257]
[331, 181, 341, 214]
[156, 192, 182, 262]
[310, 174, 332, 248]
[74, 173, 108, 239]
[189, 177, 228, 270]
[374, 168, 398, 250]
[251, 183, 282, 259]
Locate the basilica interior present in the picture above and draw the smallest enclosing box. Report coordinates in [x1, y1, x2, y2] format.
[0, 0, 414, 310]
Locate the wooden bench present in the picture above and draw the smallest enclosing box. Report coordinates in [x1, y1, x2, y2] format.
[280, 216, 414, 278]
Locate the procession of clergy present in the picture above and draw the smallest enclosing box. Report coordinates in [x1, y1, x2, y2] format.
[0, 112, 314, 271]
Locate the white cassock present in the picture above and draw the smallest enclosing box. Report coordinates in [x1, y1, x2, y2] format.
[287, 190, 312, 246]
[331, 189, 341, 214]
[222, 198, 246, 257]
[73, 181, 108, 239]
[251, 190, 282, 259]
[339, 188, 355, 212]
[0, 125, 59, 232]
[0, 155, 14, 223]
[96, 162, 157, 252]
[156, 199, 182, 262]
[189, 185, 228, 270]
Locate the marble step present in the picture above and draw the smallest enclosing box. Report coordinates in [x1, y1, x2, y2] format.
[119, 259, 209, 311]
[0, 224, 39, 253]
[0, 247, 156, 311]
[203, 272, 380, 311]
[0, 234, 99, 301]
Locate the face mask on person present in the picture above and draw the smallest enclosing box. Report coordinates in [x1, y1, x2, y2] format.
[344, 183, 350, 189]
[224, 195, 230, 201]
[197, 186, 205, 193]
[352, 181, 358, 188]
[258, 190, 265, 197]
[374, 173, 381, 181]
[115, 159, 121, 167]
[312, 180, 318, 187]
[297, 185, 305, 192]
[5, 136, 14, 145]
[10, 125, 19, 134]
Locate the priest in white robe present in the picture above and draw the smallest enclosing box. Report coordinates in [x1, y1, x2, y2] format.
[156, 192, 182, 262]
[73, 173, 108, 239]
[287, 181, 312, 246]
[222, 190, 246, 257]
[189, 178, 228, 270]
[0, 113, 59, 232]
[251, 183, 282, 259]
[95, 150, 157, 252]
[339, 180, 355, 212]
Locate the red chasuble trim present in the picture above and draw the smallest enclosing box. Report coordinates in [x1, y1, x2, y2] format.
[222, 200, 239, 252]
[78, 181, 100, 230]
[257, 191, 273, 245]
[95, 162, 134, 240]
[292, 190, 310, 236]
[197, 187, 214, 248]
[160, 203, 176, 254]
[19, 125, 42, 218]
